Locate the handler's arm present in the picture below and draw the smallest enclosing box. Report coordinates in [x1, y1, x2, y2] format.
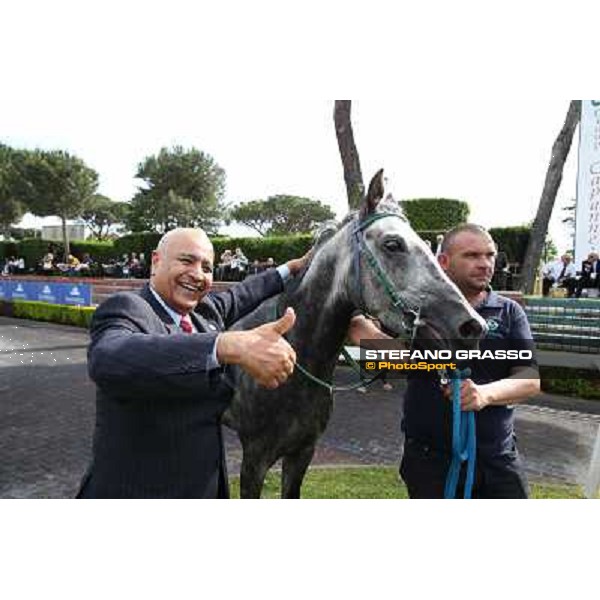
[478, 365, 540, 406]
[460, 301, 541, 411]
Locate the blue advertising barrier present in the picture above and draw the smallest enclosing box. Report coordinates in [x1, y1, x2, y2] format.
[10, 280, 36, 301]
[0, 279, 10, 300]
[36, 282, 62, 304]
[62, 282, 92, 306]
[0, 279, 92, 306]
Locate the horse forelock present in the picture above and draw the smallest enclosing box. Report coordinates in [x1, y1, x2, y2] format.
[376, 193, 407, 220]
[313, 220, 339, 246]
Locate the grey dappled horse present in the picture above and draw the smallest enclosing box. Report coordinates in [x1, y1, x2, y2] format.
[223, 170, 485, 498]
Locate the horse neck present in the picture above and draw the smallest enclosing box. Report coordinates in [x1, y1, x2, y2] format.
[284, 234, 356, 373]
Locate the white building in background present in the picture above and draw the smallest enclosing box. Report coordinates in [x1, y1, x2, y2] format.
[41, 223, 88, 241]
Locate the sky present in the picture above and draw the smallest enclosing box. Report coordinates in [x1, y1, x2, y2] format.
[0, 2, 590, 254]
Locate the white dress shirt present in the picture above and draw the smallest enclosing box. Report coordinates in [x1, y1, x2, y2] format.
[543, 260, 577, 280]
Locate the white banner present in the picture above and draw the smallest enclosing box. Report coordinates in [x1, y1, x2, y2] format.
[575, 100, 600, 265]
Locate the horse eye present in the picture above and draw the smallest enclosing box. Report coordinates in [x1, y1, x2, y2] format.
[383, 239, 406, 253]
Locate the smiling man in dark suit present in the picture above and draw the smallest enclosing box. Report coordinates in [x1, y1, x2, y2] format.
[77, 228, 308, 499]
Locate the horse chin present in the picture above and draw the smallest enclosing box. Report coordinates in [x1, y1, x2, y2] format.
[412, 323, 448, 353]
[413, 323, 480, 353]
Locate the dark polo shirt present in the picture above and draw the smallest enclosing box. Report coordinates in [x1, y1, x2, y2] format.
[402, 290, 537, 458]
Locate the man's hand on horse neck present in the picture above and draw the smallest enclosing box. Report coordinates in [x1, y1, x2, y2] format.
[285, 250, 313, 276]
[348, 315, 395, 349]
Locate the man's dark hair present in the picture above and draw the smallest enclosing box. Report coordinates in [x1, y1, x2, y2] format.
[440, 223, 494, 254]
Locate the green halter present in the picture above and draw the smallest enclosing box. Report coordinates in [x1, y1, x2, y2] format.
[294, 212, 424, 394]
[352, 212, 423, 340]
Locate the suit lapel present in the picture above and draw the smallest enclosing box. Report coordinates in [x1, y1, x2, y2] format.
[139, 284, 179, 334]
[189, 311, 220, 334]
[139, 284, 221, 334]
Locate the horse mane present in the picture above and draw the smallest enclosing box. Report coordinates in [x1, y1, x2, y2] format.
[281, 219, 342, 297]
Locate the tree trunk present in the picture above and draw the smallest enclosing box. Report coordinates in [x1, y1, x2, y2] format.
[334, 101, 364, 211]
[61, 215, 70, 262]
[520, 101, 581, 294]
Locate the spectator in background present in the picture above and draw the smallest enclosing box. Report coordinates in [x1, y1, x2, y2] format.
[542, 254, 577, 297]
[230, 247, 249, 281]
[120, 253, 131, 278]
[265, 257, 277, 269]
[248, 259, 262, 276]
[492, 250, 510, 290]
[138, 253, 150, 278]
[76, 253, 92, 275]
[41, 251, 54, 272]
[8, 256, 18, 274]
[129, 252, 144, 278]
[217, 249, 233, 281]
[576, 251, 600, 297]
[56, 254, 81, 275]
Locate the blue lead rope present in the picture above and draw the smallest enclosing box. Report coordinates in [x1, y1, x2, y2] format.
[444, 368, 476, 499]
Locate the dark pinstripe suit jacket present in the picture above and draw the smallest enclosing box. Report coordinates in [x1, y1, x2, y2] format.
[77, 269, 283, 498]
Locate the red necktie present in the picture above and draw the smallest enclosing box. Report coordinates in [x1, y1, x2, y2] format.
[180, 315, 194, 334]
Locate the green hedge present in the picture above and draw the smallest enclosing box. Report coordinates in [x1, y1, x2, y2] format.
[211, 235, 313, 264]
[114, 232, 162, 260]
[0, 300, 95, 328]
[71, 240, 117, 263]
[488, 226, 530, 264]
[114, 232, 314, 264]
[1, 238, 119, 267]
[418, 225, 531, 265]
[15, 238, 52, 268]
[401, 199, 470, 230]
[1, 222, 532, 269]
[0, 240, 19, 260]
[540, 366, 600, 401]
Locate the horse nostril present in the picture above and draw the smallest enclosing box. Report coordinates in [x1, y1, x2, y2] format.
[459, 318, 484, 339]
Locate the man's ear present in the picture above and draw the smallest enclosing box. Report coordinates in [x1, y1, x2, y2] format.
[438, 253, 449, 272]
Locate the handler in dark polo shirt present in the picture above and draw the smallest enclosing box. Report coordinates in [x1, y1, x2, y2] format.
[349, 224, 540, 498]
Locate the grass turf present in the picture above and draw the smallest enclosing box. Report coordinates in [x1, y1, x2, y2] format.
[230, 466, 586, 499]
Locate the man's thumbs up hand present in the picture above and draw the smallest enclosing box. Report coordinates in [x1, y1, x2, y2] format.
[266, 307, 296, 336]
[216, 307, 297, 389]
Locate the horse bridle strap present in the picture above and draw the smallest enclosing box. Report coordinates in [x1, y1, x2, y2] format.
[291, 213, 424, 395]
[352, 212, 422, 340]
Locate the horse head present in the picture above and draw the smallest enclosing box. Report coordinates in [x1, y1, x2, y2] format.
[349, 169, 486, 351]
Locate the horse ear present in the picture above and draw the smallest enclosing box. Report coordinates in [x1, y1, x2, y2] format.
[361, 169, 385, 218]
